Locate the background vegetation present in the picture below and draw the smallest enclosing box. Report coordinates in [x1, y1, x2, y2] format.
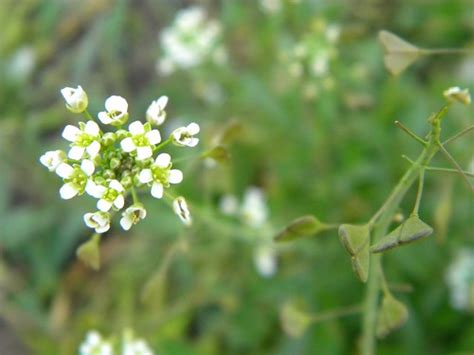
[0, 0, 472, 354]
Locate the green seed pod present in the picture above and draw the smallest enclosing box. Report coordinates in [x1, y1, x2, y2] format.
[338, 224, 370, 282]
[202, 146, 230, 164]
[370, 215, 433, 253]
[275, 215, 325, 242]
[280, 301, 312, 338]
[376, 294, 409, 338]
[76, 234, 101, 270]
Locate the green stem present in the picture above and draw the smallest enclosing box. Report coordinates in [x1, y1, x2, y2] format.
[425, 48, 474, 55]
[442, 125, 474, 145]
[154, 137, 172, 152]
[131, 186, 139, 204]
[411, 169, 425, 215]
[309, 304, 362, 323]
[84, 110, 94, 121]
[424, 166, 474, 177]
[394, 121, 427, 146]
[438, 144, 473, 191]
[360, 128, 441, 354]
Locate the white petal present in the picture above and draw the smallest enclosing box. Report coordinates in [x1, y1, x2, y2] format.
[128, 121, 145, 136]
[120, 137, 136, 152]
[56, 163, 74, 179]
[68, 146, 85, 160]
[83, 213, 96, 228]
[151, 182, 164, 199]
[105, 95, 128, 113]
[139, 169, 153, 183]
[98, 111, 112, 124]
[120, 216, 133, 231]
[97, 199, 113, 212]
[62, 125, 80, 142]
[146, 130, 161, 145]
[95, 223, 110, 234]
[113, 194, 125, 209]
[85, 120, 100, 136]
[187, 122, 200, 135]
[136, 146, 152, 160]
[157, 95, 168, 108]
[59, 183, 79, 199]
[168, 169, 183, 184]
[109, 179, 124, 192]
[187, 138, 199, 147]
[154, 153, 171, 168]
[85, 180, 106, 198]
[80, 160, 94, 176]
[86, 140, 101, 158]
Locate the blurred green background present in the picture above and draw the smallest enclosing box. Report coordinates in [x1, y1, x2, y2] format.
[0, 0, 473, 354]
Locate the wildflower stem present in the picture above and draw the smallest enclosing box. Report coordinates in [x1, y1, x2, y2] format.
[437, 144, 473, 191]
[425, 48, 474, 55]
[155, 137, 172, 152]
[442, 125, 474, 145]
[411, 168, 425, 215]
[84, 110, 94, 121]
[131, 186, 139, 204]
[423, 166, 474, 177]
[309, 304, 362, 324]
[395, 121, 427, 146]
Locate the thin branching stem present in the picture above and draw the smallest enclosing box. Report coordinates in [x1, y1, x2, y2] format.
[442, 125, 474, 145]
[309, 304, 362, 323]
[412, 169, 425, 215]
[438, 144, 473, 191]
[395, 121, 427, 146]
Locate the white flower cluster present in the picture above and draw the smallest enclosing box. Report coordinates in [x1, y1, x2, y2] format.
[157, 6, 226, 75]
[445, 249, 474, 311]
[79, 330, 153, 355]
[40, 86, 196, 234]
[280, 19, 340, 99]
[220, 187, 276, 278]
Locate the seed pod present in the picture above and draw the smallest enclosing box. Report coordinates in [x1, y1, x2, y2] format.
[376, 294, 409, 338]
[275, 215, 325, 242]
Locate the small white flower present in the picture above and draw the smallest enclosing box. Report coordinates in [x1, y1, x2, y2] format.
[138, 153, 183, 199]
[120, 121, 162, 160]
[79, 330, 113, 355]
[241, 187, 268, 228]
[445, 249, 474, 311]
[254, 245, 278, 278]
[146, 96, 168, 126]
[83, 211, 111, 234]
[172, 122, 200, 147]
[120, 204, 147, 231]
[219, 194, 239, 216]
[95, 179, 125, 212]
[173, 196, 192, 226]
[443, 86, 471, 105]
[60, 85, 88, 113]
[56, 159, 95, 200]
[98, 95, 129, 125]
[39, 150, 66, 172]
[62, 120, 101, 160]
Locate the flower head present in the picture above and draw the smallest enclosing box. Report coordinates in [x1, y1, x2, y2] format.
[172, 122, 200, 147]
[443, 86, 471, 105]
[120, 121, 161, 160]
[138, 153, 183, 199]
[79, 330, 113, 355]
[61, 85, 88, 113]
[120, 204, 147, 231]
[241, 187, 268, 228]
[62, 121, 101, 160]
[98, 95, 129, 126]
[146, 96, 168, 126]
[56, 159, 95, 199]
[39, 150, 66, 172]
[173, 196, 192, 226]
[254, 245, 278, 278]
[84, 211, 111, 234]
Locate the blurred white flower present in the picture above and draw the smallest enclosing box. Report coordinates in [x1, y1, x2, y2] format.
[122, 329, 154, 355]
[260, 0, 282, 14]
[61, 85, 88, 113]
[253, 245, 278, 277]
[39, 150, 66, 172]
[7, 46, 36, 81]
[79, 331, 113, 355]
[241, 187, 269, 228]
[173, 196, 192, 226]
[146, 96, 168, 126]
[443, 86, 471, 105]
[98, 95, 129, 126]
[172, 122, 200, 147]
[219, 194, 239, 216]
[138, 153, 183, 199]
[83, 211, 111, 234]
[62, 120, 101, 160]
[120, 121, 162, 160]
[120, 204, 147, 231]
[445, 249, 474, 311]
[157, 6, 226, 75]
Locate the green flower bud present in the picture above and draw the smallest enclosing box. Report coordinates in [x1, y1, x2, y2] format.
[110, 157, 121, 170]
[121, 175, 133, 189]
[103, 169, 116, 180]
[116, 129, 129, 140]
[102, 132, 117, 146]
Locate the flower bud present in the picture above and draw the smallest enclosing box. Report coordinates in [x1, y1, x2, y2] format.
[110, 157, 121, 170]
[443, 86, 471, 105]
[102, 132, 117, 146]
[120, 175, 133, 189]
[60, 85, 88, 113]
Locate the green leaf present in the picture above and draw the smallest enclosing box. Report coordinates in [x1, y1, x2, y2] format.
[376, 294, 409, 338]
[76, 234, 101, 270]
[370, 215, 433, 253]
[274, 215, 326, 242]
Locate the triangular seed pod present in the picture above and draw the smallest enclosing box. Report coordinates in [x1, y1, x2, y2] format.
[376, 295, 409, 338]
[339, 224, 370, 255]
[378, 30, 423, 75]
[275, 215, 325, 242]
